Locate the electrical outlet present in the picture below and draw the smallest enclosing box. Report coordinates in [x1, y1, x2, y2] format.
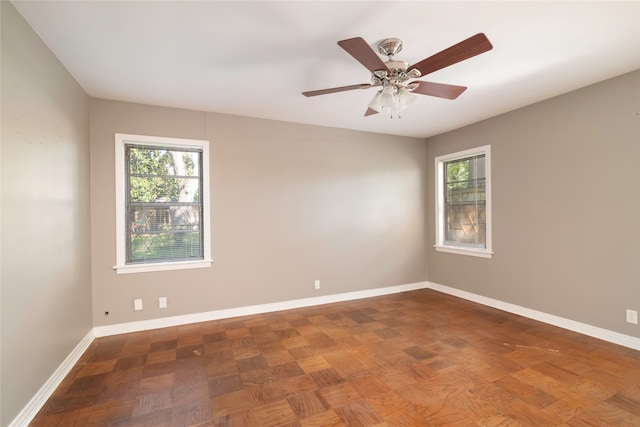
[134, 298, 143, 311]
[314, 280, 320, 290]
[626, 309, 638, 325]
[159, 297, 167, 309]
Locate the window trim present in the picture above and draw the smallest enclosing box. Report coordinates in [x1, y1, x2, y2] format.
[434, 145, 492, 258]
[114, 133, 212, 274]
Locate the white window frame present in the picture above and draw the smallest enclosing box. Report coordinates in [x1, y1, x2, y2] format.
[114, 133, 212, 274]
[435, 145, 492, 258]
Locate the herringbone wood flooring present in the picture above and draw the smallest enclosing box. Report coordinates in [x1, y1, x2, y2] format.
[31, 290, 640, 426]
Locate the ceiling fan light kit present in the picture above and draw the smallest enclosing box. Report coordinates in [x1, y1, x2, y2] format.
[368, 85, 416, 119]
[302, 33, 493, 118]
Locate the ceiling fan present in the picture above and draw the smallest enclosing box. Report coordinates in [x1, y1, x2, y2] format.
[302, 33, 493, 118]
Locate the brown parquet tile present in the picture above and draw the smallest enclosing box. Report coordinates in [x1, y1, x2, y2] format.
[30, 289, 640, 426]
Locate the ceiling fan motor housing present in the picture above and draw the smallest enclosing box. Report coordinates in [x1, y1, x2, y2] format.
[371, 39, 423, 87]
[371, 60, 420, 87]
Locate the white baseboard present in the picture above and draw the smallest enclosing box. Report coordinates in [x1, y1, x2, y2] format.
[427, 281, 640, 351]
[93, 281, 430, 337]
[9, 330, 96, 427]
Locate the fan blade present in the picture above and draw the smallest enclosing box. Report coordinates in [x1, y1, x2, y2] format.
[364, 108, 378, 116]
[302, 83, 372, 97]
[412, 81, 467, 100]
[338, 37, 389, 73]
[409, 33, 493, 77]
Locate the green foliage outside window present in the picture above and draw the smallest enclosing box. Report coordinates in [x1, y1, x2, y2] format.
[128, 146, 198, 202]
[446, 158, 471, 188]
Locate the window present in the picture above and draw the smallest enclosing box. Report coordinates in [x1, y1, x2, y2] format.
[114, 134, 211, 274]
[435, 145, 492, 258]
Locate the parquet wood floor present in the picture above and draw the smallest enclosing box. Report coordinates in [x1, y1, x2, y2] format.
[31, 290, 640, 426]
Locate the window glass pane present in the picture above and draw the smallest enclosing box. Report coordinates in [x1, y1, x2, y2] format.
[443, 154, 486, 248]
[125, 144, 203, 264]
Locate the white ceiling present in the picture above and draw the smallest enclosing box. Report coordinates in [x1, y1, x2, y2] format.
[12, 1, 640, 138]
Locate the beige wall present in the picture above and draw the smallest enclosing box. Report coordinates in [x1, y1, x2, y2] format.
[90, 100, 427, 326]
[0, 2, 92, 425]
[426, 70, 640, 337]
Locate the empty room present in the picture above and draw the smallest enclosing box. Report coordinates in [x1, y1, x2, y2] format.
[1, 1, 639, 426]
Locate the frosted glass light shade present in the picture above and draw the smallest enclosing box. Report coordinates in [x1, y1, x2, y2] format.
[378, 85, 396, 108]
[368, 90, 383, 112]
[397, 87, 416, 110]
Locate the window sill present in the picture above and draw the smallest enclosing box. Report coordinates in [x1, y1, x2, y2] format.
[434, 245, 493, 258]
[114, 259, 213, 274]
